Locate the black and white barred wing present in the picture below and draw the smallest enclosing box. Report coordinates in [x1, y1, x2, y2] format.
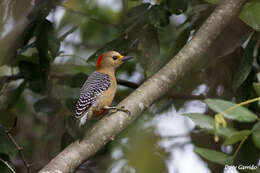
[74, 71, 110, 118]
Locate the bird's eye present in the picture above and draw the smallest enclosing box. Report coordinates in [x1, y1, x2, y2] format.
[112, 56, 118, 60]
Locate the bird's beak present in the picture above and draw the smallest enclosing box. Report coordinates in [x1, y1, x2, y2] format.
[120, 55, 134, 62]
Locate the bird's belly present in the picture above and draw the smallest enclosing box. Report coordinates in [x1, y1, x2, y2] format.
[93, 86, 116, 116]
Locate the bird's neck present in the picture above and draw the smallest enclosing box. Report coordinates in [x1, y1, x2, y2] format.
[97, 67, 115, 77]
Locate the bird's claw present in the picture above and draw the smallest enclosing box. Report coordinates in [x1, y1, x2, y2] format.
[104, 105, 131, 115]
[118, 106, 131, 115]
[109, 106, 131, 115]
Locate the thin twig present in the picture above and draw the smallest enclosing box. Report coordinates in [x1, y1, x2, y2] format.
[59, 26, 78, 41]
[51, 74, 140, 89]
[0, 74, 23, 83]
[117, 79, 139, 89]
[232, 137, 247, 159]
[0, 158, 16, 173]
[5, 117, 31, 173]
[1, 73, 140, 89]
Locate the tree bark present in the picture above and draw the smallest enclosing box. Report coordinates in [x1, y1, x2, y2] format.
[39, 0, 248, 172]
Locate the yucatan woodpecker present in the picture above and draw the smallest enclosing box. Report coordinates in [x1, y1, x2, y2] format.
[74, 51, 134, 126]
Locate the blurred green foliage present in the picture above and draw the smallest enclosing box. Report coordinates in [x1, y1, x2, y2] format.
[0, 0, 260, 172]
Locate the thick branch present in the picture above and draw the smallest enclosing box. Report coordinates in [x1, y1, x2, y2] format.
[39, 0, 247, 172]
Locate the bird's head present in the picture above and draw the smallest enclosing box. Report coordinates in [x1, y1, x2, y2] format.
[96, 51, 134, 70]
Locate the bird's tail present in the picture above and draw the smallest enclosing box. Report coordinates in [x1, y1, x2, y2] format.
[79, 112, 88, 127]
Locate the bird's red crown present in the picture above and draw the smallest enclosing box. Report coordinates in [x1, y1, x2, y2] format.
[97, 54, 104, 69]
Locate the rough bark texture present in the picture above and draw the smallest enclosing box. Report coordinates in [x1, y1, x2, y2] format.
[39, 0, 248, 172]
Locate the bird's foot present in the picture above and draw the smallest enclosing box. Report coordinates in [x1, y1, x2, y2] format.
[104, 106, 131, 115]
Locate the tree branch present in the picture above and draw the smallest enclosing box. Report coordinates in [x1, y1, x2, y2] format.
[39, 0, 247, 172]
[0, 74, 140, 89]
[0, 0, 61, 66]
[51, 74, 140, 89]
[0, 158, 16, 173]
[117, 79, 139, 89]
[5, 117, 31, 173]
[0, 74, 23, 83]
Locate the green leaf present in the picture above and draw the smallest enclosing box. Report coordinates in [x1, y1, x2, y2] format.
[87, 37, 137, 63]
[205, 99, 258, 122]
[18, 56, 48, 94]
[183, 113, 236, 138]
[28, 80, 46, 94]
[165, 0, 188, 14]
[232, 37, 255, 92]
[19, 61, 43, 81]
[88, 4, 157, 65]
[224, 130, 251, 145]
[16, 55, 38, 65]
[239, 2, 260, 31]
[87, 4, 150, 63]
[257, 48, 260, 67]
[47, 25, 60, 58]
[36, 20, 50, 69]
[252, 122, 260, 149]
[137, 25, 161, 77]
[170, 27, 190, 56]
[0, 76, 7, 91]
[126, 3, 150, 25]
[7, 81, 26, 110]
[19, 21, 37, 54]
[253, 82, 260, 96]
[149, 5, 170, 28]
[0, 110, 16, 128]
[0, 129, 15, 156]
[33, 97, 61, 114]
[194, 146, 233, 165]
[239, 70, 255, 100]
[35, 19, 58, 78]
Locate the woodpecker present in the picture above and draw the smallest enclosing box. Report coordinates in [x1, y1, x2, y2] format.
[74, 51, 134, 126]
